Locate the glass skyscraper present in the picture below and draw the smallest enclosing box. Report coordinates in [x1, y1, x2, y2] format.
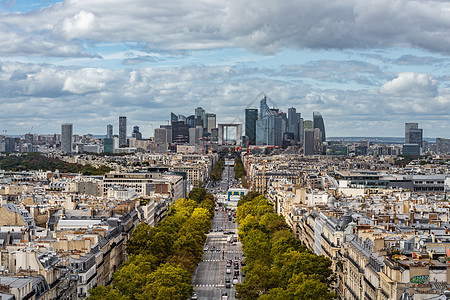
[313, 111, 326, 142]
[245, 108, 258, 145]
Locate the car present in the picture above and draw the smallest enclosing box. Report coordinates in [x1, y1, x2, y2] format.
[234, 270, 239, 276]
[225, 278, 231, 283]
[191, 294, 198, 300]
[203, 246, 208, 251]
[226, 268, 231, 274]
[233, 278, 238, 285]
[225, 283, 231, 288]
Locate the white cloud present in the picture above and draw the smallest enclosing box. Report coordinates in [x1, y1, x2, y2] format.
[1, 0, 450, 56]
[59, 10, 96, 40]
[379, 72, 438, 97]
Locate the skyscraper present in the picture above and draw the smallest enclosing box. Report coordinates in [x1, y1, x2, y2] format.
[106, 124, 113, 139]
[206, 113, 216, 133]
[313, 111, 326, 142]
[195, 107, 206, 129]
[61, 123, 73, 153]
[288, 107, 300, 142]
[405, 123, 418, 144]
[119, 116, 127, 148]
[245, 108, 258, 145]
[132, 126, 142, 140]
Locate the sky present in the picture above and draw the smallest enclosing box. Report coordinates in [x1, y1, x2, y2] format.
[1, 0, 450, 138]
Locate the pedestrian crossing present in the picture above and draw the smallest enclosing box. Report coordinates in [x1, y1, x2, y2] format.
[194, 284, 224, 287]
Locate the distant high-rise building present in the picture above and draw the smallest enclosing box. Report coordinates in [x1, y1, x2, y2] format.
[405, 123, 418, 144]
[206, 113, 216, 133]
[171, 112, 178, 124]
[187, 115, 195, 128]
[160, 125, 172, 143]
[106, 124, 113, 139]
[119, 116, 127, 147]
[245, 108, 258, 145]
[259, 96, 271, 119]
[132, 126, 142, 140]
[189, 126, 204, 145]
[313, 111, 326, 142]
[154, 128, 170, 145]
[288, 107, 300, 143]
[303, 129, 314, 155]
[405, 123, 423, 149]
[195, 107, 206, 129]
[61, 123, 73, 153]
[104, 138, 114, 153]
[4, 137, 15, 153]
[436, 138, 450, 154]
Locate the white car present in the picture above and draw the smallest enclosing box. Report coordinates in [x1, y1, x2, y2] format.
[226, 268, 231, 274]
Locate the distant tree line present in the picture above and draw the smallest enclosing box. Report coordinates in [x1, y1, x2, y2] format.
[209, 159, 225, 182]
[235, 193, 335, 300]
[234, 157, 246, 187]
[0, 152, 112, 175]
[88, 188, 215, 300]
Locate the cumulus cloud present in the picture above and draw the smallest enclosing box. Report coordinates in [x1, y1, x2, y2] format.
[379, 72, 438, 97]
[1, 0, 450, 56]
[58, 10, 96, 40]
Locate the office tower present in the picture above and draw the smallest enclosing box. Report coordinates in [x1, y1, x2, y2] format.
[160, 125, 172, 143]
[4, 137, 15, 153]
[288, 107, 300, 142]
[259, 96, 270, 119]
[154, 128, 169, 145]
[255, 96, 285, 146]
[436, 138, 450, 154]
[409, 129, 423, 147]
[299, 117, 304, 143]
[245, 108, 258, 145]
[104, 138, 114, 153]
[195, 107, 206, 129]
[405, 123, 418, 144]
[187, 115, 195, 128]
[178, 114, 187, 123]
[303, 129, 314, 155]
[106, 124, 113, 139]
[189, 126, 204, 145]
[119, 116, 127, 148]
[61, 123, 73, 153]
[313, 128, 323, 154]
[132, 126, 142, 140]
[206, 113, 216, 133]
[313, 111, 326, 142]
[171, 112, 178, 124]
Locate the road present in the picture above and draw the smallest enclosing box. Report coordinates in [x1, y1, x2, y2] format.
[191, 208, 244, 300]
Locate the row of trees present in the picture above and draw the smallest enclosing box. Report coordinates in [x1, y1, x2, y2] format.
[234, 157, 246, 187]
[88, 189, 215, 300]
[235, 193, 335, 300]
[209, 159, 225, 182]
[0, 152, 112, 175]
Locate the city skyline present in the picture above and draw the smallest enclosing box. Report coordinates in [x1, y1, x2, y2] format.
[1, 1, 450, 138]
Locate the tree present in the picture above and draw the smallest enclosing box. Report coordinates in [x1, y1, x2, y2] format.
[88, 286, 128, 300]
[188, 187, 207, 204]
[113, 254, 158, 299]
[138, 263, 193, 300]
